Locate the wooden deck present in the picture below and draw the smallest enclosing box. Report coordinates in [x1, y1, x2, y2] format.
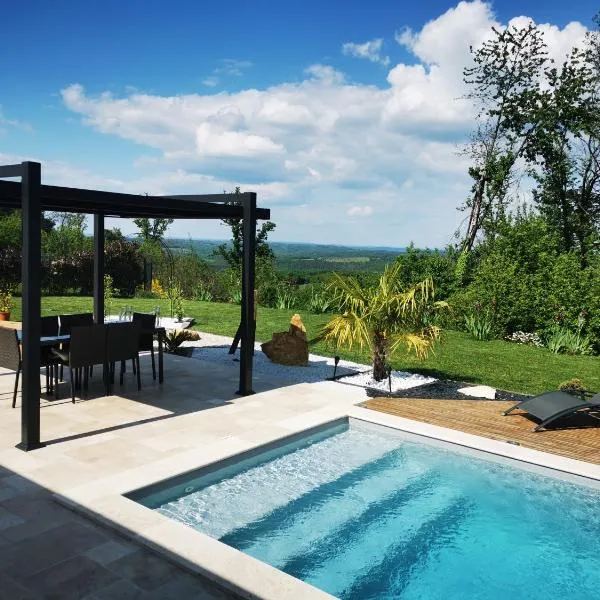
[365, 397, 600, 465]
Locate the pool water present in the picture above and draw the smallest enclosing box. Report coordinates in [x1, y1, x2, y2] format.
[134, 420, 600, 599]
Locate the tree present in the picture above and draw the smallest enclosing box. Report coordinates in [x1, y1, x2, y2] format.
[527, 44, 600, 259]
[44, 212, 91, 259]
[320, 264, 446, 381]
[213, 186, 277, 272]
[133, 217, 174, 290]
[461, 22, 548, 250]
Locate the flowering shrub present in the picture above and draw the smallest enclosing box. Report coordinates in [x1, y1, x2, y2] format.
[151, 278, 167, 298]
[505, 331, 544, 347]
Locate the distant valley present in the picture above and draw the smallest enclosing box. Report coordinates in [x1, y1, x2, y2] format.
[165, 239, 406, 273]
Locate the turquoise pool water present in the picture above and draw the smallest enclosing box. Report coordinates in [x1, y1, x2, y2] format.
[133, 420, 600, 599]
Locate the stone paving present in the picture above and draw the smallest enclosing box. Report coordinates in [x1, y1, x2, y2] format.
[0, 463, 233, 599]
[0, 345, 363, 599]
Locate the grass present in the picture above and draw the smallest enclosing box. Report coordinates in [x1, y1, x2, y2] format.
[9, 296, 600, 396]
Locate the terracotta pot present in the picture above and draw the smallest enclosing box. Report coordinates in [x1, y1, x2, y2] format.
[0, 312, 10, 321]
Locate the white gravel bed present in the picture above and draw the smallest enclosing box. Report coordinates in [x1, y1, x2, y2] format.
[181, 332, 436, 392]
[339, 370, 436, 392]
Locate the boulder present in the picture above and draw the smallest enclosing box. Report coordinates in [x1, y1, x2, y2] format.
[261, 314, 309, 366]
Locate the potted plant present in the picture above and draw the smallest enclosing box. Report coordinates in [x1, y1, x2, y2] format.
[0, 287, 14, 321]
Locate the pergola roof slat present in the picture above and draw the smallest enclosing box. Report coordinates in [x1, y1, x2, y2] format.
[0, 181, 270, 220]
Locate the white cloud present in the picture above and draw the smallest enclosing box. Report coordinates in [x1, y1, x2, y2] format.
[202, 77, 219, 88]
[200, 58, 253, 88]
[0, 107, 33, 133]
[216, 58, 254, 77]
[303, 64, 346, 85]
[342, 38, 390, 66]
[50, 2, 591, 246]
[195, 123, 284, 157]
[347, 205, 374, 217]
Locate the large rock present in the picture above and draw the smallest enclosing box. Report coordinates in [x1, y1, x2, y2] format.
[261, 314, 309, 366]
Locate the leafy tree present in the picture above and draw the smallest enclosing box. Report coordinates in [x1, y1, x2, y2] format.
[214, 187, 276, 271]
[133, 216, 173, 289]
[529, 45, 600, 259]
[461, 22, 547, 251]
[320, 264, 446, 381]
[395, 244, 458, 300]
[0, 210, 24, 248]
[213, 187, 278, 303]
[44, 212, 91, 258]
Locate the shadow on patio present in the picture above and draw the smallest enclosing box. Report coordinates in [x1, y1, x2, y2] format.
[0, 349, 324, 449]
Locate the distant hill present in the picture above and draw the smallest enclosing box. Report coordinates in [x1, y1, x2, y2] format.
[165, 239, 406, 273]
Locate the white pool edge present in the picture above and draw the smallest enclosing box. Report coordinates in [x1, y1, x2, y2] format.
[54, 391, 600, 600]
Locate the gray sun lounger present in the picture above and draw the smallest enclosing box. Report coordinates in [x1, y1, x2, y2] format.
[503, 390, 600, 432]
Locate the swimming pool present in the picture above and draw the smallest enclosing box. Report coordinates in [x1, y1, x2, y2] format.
[130, 419, 600, 599]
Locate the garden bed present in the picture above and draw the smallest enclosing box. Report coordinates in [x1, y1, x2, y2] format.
[364, 378, 530, 402]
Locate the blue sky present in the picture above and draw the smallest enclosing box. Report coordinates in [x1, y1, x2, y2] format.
[1, 1, 597, 246]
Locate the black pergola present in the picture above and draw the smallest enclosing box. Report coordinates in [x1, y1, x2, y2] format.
[0, 162, 271, 451]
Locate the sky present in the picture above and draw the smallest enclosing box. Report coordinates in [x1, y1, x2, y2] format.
[0, 0, 597, 247]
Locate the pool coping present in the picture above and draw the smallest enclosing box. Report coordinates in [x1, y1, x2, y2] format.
[54, 390, 600, 600]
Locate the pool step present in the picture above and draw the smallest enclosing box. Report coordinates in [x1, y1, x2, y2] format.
[343, 496, 471, 599]
[221, 445, 408, 549]
[296, 483, 463, 597]
[183, 428, 404, 540]
[238, 458, 432, 568]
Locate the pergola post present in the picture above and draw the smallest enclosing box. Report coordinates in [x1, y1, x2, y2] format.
[18, 162, 43, 451]
[238, 192, 257, 395]
[93, 213, 105, 323]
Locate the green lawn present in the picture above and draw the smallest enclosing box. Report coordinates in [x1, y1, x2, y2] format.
[10, 296, 599, 396]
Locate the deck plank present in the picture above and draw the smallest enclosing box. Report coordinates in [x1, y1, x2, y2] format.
[364, 397, 600, 465]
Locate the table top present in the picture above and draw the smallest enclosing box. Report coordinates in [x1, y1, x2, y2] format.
[16, 332, 70, 346]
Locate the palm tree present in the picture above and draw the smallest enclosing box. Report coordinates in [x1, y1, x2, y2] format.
[320, 264, 447, 381]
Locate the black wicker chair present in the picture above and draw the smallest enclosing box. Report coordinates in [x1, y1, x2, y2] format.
[0, 327, 22, 408]
[132, 313, 157, 380]
[106, 322, 142, 393]
[57, 313, 94, 383]
[40, 315, 62, 397]
[52, 324, 108, 403]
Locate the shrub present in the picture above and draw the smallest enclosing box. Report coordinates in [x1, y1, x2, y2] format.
[229, 289, 242, 305]
[275, 289, 296, 310]
[306, 289, 333, 314]
[193, 284, 214, 303]
[464, 310, 493, 341]
[151, 278, 167, 298]
[134, 287, 160, 299]
[448, 213, 600, 350]
[103, 274, 116, 317]
[545, 321, 593, 356]
[395, 244, 458, 300]
[164, 329, 201, 353]
[558, 378, 587, 396]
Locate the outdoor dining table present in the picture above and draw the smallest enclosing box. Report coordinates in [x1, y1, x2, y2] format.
[16, 332, 70, 347]
[16, 325, 167, 383]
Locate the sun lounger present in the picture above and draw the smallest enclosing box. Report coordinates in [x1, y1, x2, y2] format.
[503, 390, 600, 432]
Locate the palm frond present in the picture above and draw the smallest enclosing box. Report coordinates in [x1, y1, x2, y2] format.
[320, 312, 372, 351]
